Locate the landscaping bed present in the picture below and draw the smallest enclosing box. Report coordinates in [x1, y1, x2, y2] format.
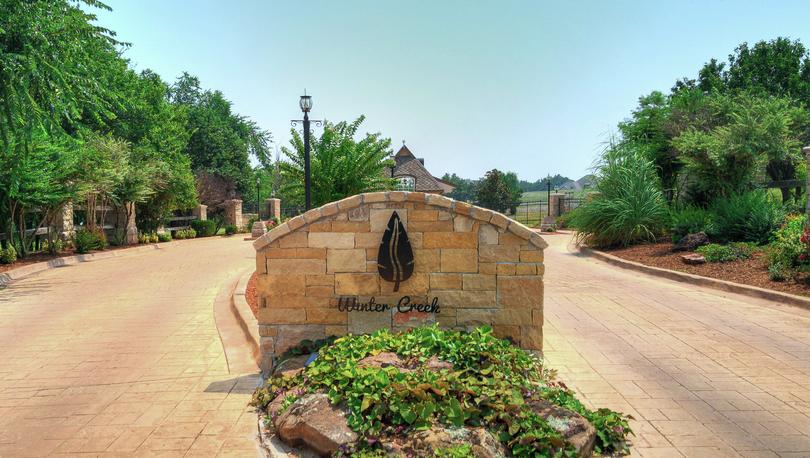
[252, 326, 632, 457]
[602, 241, 810, 298]
[246, 271, 259, 317]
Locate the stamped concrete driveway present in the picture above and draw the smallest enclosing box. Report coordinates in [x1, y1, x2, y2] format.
[0, 237, 258, 456]
[543, 232, 810, 457]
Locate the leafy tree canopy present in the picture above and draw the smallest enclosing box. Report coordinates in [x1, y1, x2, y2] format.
[279, 116, 395, 207]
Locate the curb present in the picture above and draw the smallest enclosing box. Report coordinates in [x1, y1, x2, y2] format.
[213, 268, 260, 375]
[579, 246, 810, 310]
[0, 236, 240, 287]
[0, 242, 177, 287]
[233, 269, 261, 361]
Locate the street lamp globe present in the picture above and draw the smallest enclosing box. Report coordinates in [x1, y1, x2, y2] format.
[299, 94, 312, 113]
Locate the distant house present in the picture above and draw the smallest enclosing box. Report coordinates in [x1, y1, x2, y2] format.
[390, 144, 454, 195]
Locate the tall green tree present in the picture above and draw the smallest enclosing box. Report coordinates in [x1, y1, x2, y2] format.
[0, 0, 119, 253]
[280, 116, 395, 207]
[170, 73, 271, 196]
[475, 169, 514, 213]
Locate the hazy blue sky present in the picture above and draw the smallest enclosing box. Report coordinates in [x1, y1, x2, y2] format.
[96, 1, 810, 181]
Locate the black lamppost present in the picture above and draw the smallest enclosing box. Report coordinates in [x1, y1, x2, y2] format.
[546, 174, 552, 216]
[292, 92, 322, 210]
[256, 176, 261, 218]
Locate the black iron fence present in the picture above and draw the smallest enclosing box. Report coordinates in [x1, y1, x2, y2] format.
[511, 196, 583, 227]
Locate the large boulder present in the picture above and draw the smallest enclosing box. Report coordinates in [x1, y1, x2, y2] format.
[274, 393, 358, 456]
[673, 232, 709, 252]
[383, 426, 507, 458]
[528, 400, 596, 456]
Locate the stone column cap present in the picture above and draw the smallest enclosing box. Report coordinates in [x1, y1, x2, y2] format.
[803, 145, 810, 155]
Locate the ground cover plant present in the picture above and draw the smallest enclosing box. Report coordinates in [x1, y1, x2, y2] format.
[252, 326, 632, 457]
[696, 243, 755, 263]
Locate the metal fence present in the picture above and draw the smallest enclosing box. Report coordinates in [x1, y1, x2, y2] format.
[511, 197, 583, 227]
[281, 205, 305, 219]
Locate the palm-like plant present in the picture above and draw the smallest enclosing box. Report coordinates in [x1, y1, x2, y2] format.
[279, 116, 395, 207]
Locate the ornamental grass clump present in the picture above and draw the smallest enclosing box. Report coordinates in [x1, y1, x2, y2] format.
[569, 144, 668, 248]
[252, 326, 633, 457]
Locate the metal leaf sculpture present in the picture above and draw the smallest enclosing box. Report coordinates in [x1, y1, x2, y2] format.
[377, 211, 414, 292]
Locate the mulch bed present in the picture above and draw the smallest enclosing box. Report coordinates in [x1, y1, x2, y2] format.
[602, 241, 810, 298]
[246, 271, 258, 318]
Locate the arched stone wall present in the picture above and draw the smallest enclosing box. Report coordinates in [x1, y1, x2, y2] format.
[253, 191, 547, 372]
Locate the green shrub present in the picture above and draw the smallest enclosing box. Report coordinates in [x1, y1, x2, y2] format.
[174, 228, 197, 240]
[766, 215, 807, 283]
[190, 219, 217, 237]
[707, 191, 784, 244]
[138, 232, 151, 244]
[670, 205, 712, 242]
[157, 232, 172, 242]
[252, 326, 632, 456]
[696, 242, 755, 262]
[768, 263, 790, 281]
[224, 224, 237, 235]
[109, 229, 127, 246]
[150, 233, 158, 243]
[0, 244, 17, 264]
[174, 228, 196, 239]
[74, 228, 106, 253]
[569, 146, 668, 247]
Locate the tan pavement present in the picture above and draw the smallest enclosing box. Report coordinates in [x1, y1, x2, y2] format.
[543, 232, 810, 458]
[0, 237, 259, 457]
[3, 229, 810, 457]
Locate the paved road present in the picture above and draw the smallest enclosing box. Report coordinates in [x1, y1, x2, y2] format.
[0, 237, 257, 457]
[542, 233, 810, 457]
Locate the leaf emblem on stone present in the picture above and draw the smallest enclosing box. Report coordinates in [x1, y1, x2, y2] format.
[377, 211, 414, 292]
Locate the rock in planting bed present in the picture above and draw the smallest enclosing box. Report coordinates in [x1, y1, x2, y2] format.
[252, 326, 632, 457]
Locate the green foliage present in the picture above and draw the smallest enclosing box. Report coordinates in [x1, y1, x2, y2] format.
[157, 232, 172, 242]
[435, 444, 473, 457]
[669, 206, 712, 241]
[74, 228, 107, 254]
[569, 144, 668, 247]
[767, 215, 807, 279]
[0, 244, 17, 264]
[190, 219, 217, 237]
[278, 336, 338, 363]
[170, 73, 271, 195]
[707, 191, 784, 244]
[475, 169, 517, 214]
[696, 243, 755, 263]
[674, 95, 801, 199]
[252, 326, 632, 456]
[280, 116, 395, 207]
[173, 228, 196, 240]
[224, 224, 237, 235]
[441, 173, 477, 202]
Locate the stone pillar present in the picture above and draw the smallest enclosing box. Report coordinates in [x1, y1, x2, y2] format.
[52, 201, 75, 240]
[266, 198, 281, 220]
[548, 193, 566, 218]
[115, 202, 138, 245]
[192, 204, 208, 221]
[225, 199, 243, 229]
[804, 146, 810, 218]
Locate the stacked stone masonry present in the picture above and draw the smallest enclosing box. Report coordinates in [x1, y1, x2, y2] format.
[253, 191, 547, 372]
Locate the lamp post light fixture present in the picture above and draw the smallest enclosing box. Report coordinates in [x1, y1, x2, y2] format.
[292, 91, 322, 211]
[256, 176, 261, 219]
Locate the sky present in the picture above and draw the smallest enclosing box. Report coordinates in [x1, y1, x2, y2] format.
[95, 0, 810, 182]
